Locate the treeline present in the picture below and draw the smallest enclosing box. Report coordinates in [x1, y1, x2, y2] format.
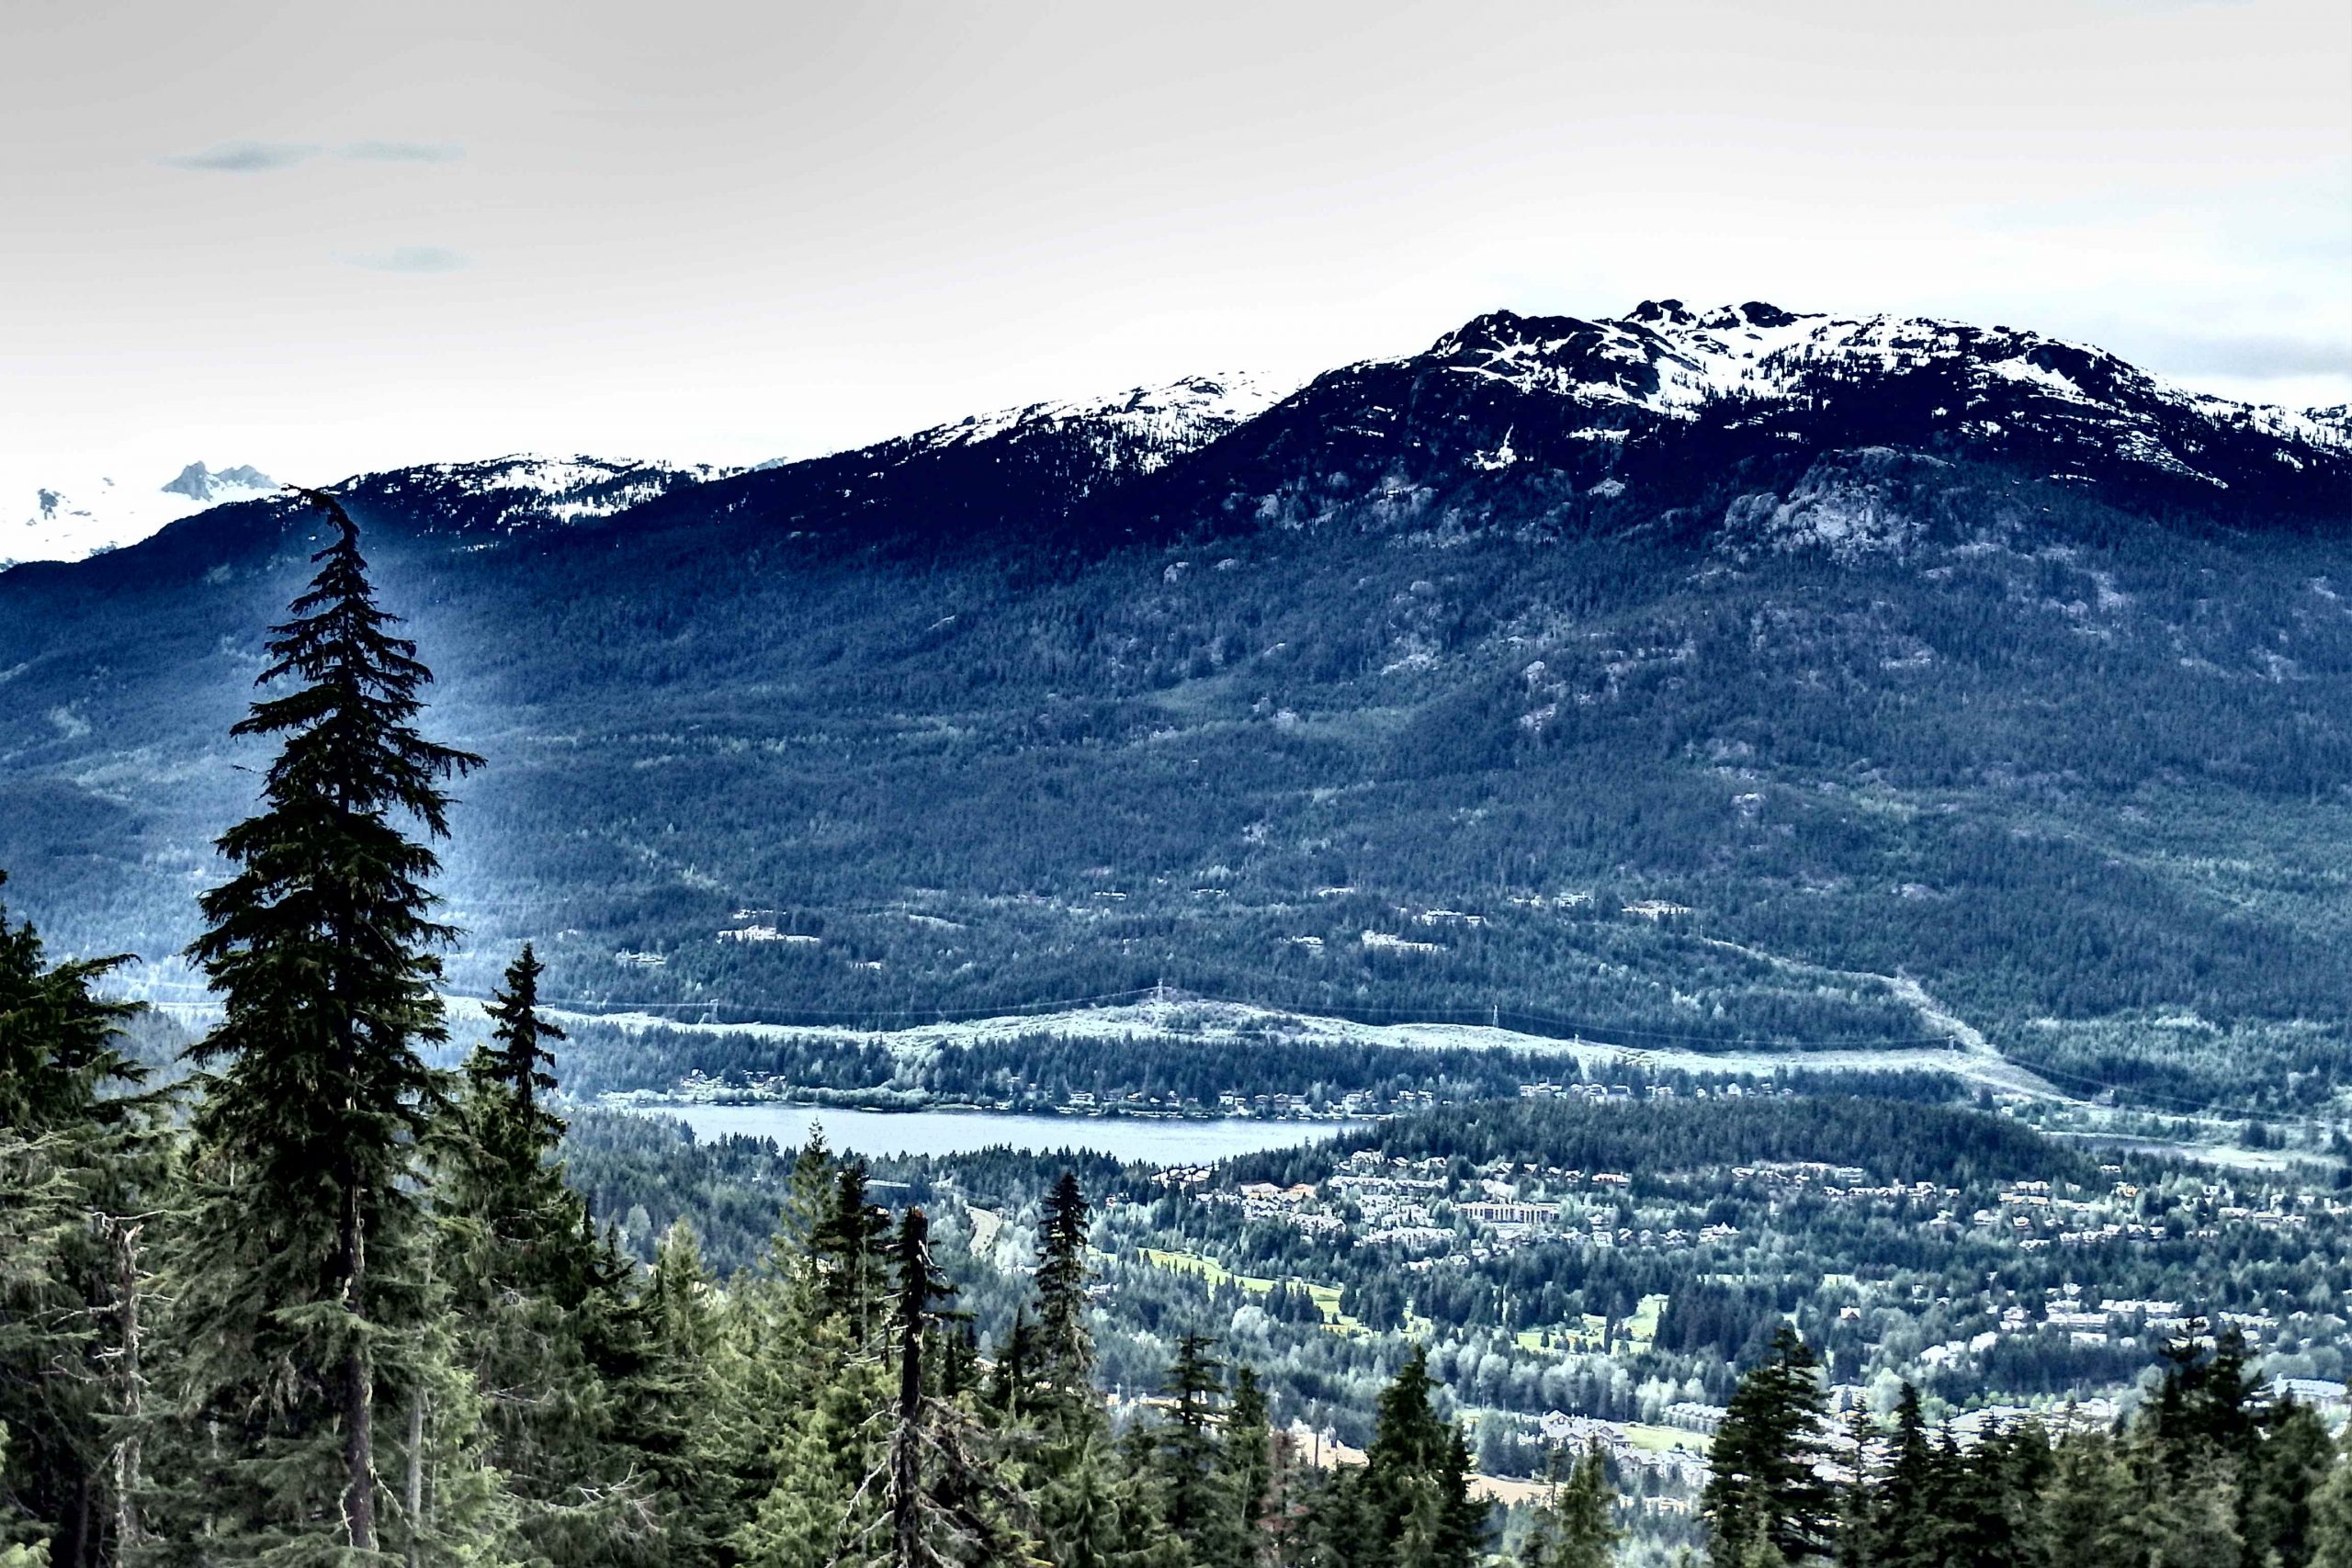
[1227, 1096, 2087, 1191]
[559, 1019, 1595, 1103]
[1703, 1325, 2352, 1567]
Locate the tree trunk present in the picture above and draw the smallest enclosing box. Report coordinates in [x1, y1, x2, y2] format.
[406, 1394, 425, 1568]
[893, 1211, 928, 1568]
[342, 1161, 376, 1551]
[114, 1220, 144, 1551]
[67, 1471, 91, 1568]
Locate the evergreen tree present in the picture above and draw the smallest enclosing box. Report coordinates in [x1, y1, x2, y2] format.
[479, 943, 563, 1151]
[435, 942, 654, 1564]
[1218, 1368, 1275, 1568]
[1152, 1334, 1227, 1552]
[1034, 1172, 1095, 1417]
[1953, 1420, 2046, 1568]
[871, 1208, 1029, 1568]
[1521, 1441, 1617, 1568]
[988, 1310, 1040, 1422]
[1702, 1326, 1835, 1566]
[1830, 1408, 1873, 1568]
[2312, 1438, 2352, 1568]
[815, 1163, 894, 1348]
[2245, 1396, 2335, 1568]
[732, 1135, 890, 1568]
[1867, 1384, 1933, 1568]
[0, 1423, 53, 1568]
[2146, 1326, 2262, 1479]
[1332, 1347, 1487, 1568]
[0, 877, 158, 1567]
[1008, 1173, 1161, 1568]
[161, 491, 485, 1561]
[2032, 1427, 2143, 1568]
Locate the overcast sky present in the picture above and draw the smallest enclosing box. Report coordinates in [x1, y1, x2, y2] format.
[4, 0, 2346, 511]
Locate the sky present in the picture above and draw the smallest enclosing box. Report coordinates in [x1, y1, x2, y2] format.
[3, 0, 2346, 547]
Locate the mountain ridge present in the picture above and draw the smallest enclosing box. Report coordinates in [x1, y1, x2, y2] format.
[9, 298, 2344, 574]
[4, 299, 2350, 1115]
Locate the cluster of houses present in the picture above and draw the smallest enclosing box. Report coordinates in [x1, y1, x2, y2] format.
[1516, 1080, 1783, 1102]
[1534, 1411, 1712, 1491]
[1190, 1150, 1744, 1260]
[1948, 1174, 2352, 1254]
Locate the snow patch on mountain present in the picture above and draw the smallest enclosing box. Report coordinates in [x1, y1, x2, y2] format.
[8, 462, 280, 564]
[351, 455, 735, 533]
[911, 372, 1294, 474]
[1411, 299, 2349, 499]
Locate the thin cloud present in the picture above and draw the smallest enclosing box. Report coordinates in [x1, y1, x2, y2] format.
[340, 140, 464, 164]
[344, 245, 469, 274]
[160, 141, 319, 173]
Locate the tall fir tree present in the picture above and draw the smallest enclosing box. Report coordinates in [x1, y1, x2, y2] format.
[815, 1163, 894, 1349]
[1702, 1326, 1835, 1567]
[1033, 1172, 1094, 1416]
[1521, 1441, 1617, 1568]
[2032, 1426, 2143, 1568]
[996, 1179, 1157, 1568]
[1149, 1335, 1227, 1558]
[732, 1134, 891, 1568]
[1217, 1368, 1274, 1568]
[1867, 1383, 1934, 1568]
[870, 1208, 1030, 1568]
[1316, 1346, 1487, 1568]
[477, 943, 563, 1152]
[2247, 1396, 2339, 1568]
[163, 491, 484, 1562]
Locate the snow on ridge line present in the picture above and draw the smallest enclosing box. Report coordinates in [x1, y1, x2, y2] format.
[370, 453, 738, 495]
[909, 370, 1300, 457]
[1418, 300, 2344, 442]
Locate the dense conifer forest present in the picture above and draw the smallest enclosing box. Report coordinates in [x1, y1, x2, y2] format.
[8, 503, 2352, 1567]
[12, 427, 2352, 1119]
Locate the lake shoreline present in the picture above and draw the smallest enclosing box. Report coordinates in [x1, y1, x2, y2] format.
[618, 1101, 1370, 1163]
[599, 1091, 1373, 1125]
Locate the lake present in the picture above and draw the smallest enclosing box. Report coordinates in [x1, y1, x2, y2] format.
[650, 1104, 1363, 1164]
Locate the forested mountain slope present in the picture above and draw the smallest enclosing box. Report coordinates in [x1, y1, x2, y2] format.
[4, 304, 2348, 1110]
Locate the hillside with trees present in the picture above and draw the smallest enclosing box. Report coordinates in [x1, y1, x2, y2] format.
[7, 509, 2352, 1565]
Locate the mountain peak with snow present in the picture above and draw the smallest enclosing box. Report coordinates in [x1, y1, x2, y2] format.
[1371, 299, 2352, 502]
[906, 370, 1294, 474]
[8, 461, 281, 565]
[159, 461, 277, 504]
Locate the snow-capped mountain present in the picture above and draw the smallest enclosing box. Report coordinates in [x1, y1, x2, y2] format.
[6, 299, 2351, 1109]
[5, 455, 741, 568]
[1402, 299, 2348, 495]
[1131, 300, 2349, 546]
[160, 461, 277, 504]
[907, 372, 1290, 474]
[9, 302, 2341, 575]
[613, 371, 1294, 555]
[335, 455, 738, 538]
[9, 461, 279, 564]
